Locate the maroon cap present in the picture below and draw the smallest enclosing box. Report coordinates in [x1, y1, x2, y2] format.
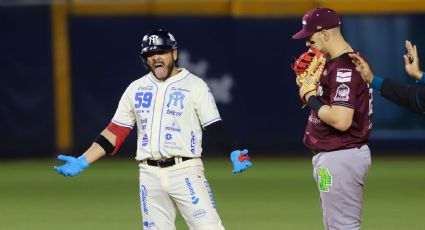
[292, 8, 341, 39]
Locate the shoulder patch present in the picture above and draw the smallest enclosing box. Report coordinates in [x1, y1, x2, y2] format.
[336, 68, 352, 83]
[334, 84, 350, 102]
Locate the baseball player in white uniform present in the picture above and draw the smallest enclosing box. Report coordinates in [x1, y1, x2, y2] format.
[54, 29, 252, 230]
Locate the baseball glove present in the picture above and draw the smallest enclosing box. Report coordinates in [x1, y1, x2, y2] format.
[292, 47, 326, 103]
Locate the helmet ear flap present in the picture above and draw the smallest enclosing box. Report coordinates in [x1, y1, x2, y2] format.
[141, 54, 149, 69]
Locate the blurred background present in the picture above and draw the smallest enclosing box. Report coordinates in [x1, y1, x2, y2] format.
[1, 0, 425, 159]
[1, 0, 425, 158]
[1, 1, 424, 230]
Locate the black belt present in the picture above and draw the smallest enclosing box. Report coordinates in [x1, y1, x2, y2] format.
[144, 157, 192, 168]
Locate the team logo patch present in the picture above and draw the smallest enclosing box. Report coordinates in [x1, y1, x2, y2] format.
[336, 68, 352, 82]
[148, 35, 159, 45]
[167, 91, 185, 109]
[318, 167, 333, 192]
[334, 84, 350, 102]
[166, 91, 185, 117]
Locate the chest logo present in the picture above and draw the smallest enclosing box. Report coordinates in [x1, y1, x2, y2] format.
[167, 91, 185, 109]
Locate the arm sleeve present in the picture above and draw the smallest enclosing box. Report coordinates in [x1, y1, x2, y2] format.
[417, 72, 425, 85]
[370, 75, 384, 90]
[193, 79, 222, 127]
[329, 65, 364, 109]
[380, 78, 425, 114]
[203, 120, 238, 153]
[111, 84, 136, 128]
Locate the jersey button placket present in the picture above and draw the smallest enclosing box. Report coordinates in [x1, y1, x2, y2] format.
[151, 82, 166, 159]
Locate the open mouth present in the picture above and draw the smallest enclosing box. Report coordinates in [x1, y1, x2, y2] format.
[154, 62, 164, 69]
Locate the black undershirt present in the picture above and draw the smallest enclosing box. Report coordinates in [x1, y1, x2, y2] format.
[381, 78, 425, 114]
[203, 120, 238, 153]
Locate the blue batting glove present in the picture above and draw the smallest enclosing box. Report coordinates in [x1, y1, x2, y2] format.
[230, 149, 252, 173]
[53, 155, 89, 177]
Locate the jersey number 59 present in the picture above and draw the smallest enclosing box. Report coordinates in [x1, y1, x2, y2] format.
[135, 92, 153, 108]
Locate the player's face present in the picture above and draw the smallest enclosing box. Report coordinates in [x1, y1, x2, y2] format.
[146, 49, 178, 81]
[306, 30, 327, 53]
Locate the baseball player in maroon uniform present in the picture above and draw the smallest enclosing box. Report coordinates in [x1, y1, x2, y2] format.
[292, 8, 373, 230]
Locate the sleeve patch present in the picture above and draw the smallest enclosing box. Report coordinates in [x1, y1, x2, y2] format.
[336, 68, 352, 83]
[334, 84, 350, 102]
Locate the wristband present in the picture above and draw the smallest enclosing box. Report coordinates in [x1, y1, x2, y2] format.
[417, 72, 425, 85]
[94, 134, 114, 154]
[307, 96, 324, 113]
[371, 75, 384, 90]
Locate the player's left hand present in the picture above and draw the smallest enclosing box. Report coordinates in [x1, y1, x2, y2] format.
[230, 149, 252, 173]
[349, 52, 374, 83]
[53, 154, 89, 177]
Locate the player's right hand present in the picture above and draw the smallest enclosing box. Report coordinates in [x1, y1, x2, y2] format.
[404, 40, 423, 81]
[230, 149, 252, 173]
[53, 155, 89, 177]
[349, 52, 374, 84]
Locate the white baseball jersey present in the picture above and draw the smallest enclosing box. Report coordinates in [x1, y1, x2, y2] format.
[112, 68, 221, 161]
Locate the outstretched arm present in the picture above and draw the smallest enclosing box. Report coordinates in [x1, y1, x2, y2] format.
[349, 52, 425, 114]
[53, 129, 114, 177]
[54, 122, 131, 177]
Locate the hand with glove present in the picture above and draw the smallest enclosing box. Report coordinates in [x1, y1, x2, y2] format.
[230, 149, 252, 173]
[54, 155, 89, 177]
[292, 47, 327, 103]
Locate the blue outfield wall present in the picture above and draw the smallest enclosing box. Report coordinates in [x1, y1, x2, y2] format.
[69, 16, 309, 156]
[1, 6, 424, 158]
[0, 5, 55, 158]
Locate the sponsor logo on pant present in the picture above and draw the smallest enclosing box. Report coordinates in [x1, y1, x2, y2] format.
[185, 178, 200, 205]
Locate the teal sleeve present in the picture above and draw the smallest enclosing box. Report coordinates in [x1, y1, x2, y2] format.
[370, 75, 384, 90]
[417, 72, 425, 85]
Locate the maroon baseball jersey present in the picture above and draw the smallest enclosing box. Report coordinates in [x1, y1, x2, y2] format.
[304, 52, 372, 152]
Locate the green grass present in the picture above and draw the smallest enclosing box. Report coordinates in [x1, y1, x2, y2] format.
[1, 157, 424, 230]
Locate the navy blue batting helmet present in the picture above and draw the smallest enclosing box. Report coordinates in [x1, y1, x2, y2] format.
[140, 29, 178, 63]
